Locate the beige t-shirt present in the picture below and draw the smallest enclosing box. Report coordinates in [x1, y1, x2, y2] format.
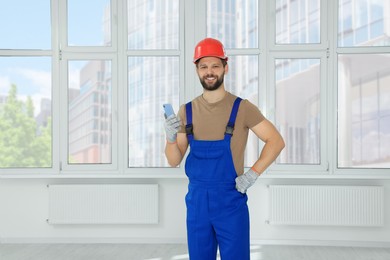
[178, 92, 265, 175]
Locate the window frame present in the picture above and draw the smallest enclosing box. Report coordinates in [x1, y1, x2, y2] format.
[268, 51, 329, 174]
[1, 0, 389, 178]
[334, 47, 390, 175]
[269, 0, 328, 51]
[123, 0, 185, 176]
[0, 51, 59, 175]
[59, 52, 119, 173]
[263, 0, 330, 174]
[332, 0, 390, 176]
[58, 0, 119, 173]
[0, 0, 58, 175]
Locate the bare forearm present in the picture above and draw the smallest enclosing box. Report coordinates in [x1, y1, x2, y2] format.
[252, 137, 285, 175]
[165, 142, 184, 167]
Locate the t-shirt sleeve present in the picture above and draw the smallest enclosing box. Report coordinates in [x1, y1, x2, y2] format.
[243, 99, 265, 129]
[177, 104, 187, 134]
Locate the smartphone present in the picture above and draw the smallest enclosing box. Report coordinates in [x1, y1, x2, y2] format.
[163, 104, 175, 118]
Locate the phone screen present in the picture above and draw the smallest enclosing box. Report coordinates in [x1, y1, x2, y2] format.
[163, 104, 175, 118]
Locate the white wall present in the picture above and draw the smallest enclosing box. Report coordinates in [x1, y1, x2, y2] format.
[0, 176, 389, 246]
[0, 178, 188, 243]
[248, 177, 390, 246]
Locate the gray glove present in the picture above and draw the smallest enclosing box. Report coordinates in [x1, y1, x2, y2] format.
[164, 114, 181, 143]
[235, 168, 259, 194]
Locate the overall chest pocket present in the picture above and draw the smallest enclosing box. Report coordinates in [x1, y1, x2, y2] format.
[190, 148, 225, 159]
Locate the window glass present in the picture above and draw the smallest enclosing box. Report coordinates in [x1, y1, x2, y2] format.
[276, 0, 320, 44]
[379, 74, 390, 116]
[338, 54, 390, 168]
[225, 55, 259, 167]
[0, 0, 51, 49]
[68, 60, 112, 164]
[207, 0, 259, 167]
[127, 0, 179, 49]
[128, 57, 179, 167]
[0, 57, 52, 167]
[207, 0, 258, 48]
[338, 0, 390, 47]
[275, 58, 321, 164]
[68, 0, 111, 46]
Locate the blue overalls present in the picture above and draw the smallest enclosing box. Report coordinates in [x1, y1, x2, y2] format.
[184, 97, 250, 260]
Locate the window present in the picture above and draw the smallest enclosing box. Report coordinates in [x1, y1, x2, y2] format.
[0, 0, 51, 49]
[337, 0, 390, 169]
[276, 0, 321, 44]
[338, 55, 390, 168]
[61, 0, 116, 172]
[208, 0, 258, 49]
[127, 0, 179, 50]
[271, 0, 327, 172]
[1, 0, 389, 175]
[128, 56, 179, 167]
[127, 0, 180, 167]
[68, 60, 112, 164]
[0, 0, 52, 170]
[338, 0, 389, 47]
[68, 0, 111, 46]
[0, 58, 52, 168]
[275, 58, 321, 165]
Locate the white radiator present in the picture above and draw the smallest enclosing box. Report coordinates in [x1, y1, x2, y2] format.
[268, 185, 384, 226]
[48, 184, 158, 224]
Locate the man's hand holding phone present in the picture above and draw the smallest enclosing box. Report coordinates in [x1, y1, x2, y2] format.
[163, 104, 181, 143]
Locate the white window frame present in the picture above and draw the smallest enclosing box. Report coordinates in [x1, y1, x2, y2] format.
[59, 0, 119, 173]
[1, 0, 389, 178]
[0, 0, 59, 175]
[268, 0, 328, 51]
[332, 4, 390, 176]
[123, 0, 185, 176]
[59, 53, 119, 173]
[264, 0, 329, 174]
[268, 52, 329, 174]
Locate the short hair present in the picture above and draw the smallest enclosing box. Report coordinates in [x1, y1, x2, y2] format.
[195, 58, 227, 68]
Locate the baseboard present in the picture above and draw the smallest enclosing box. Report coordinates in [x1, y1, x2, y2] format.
[0, 237, 187, 244]
[1, 237, 390, 248]
[251, 239, 390, 248]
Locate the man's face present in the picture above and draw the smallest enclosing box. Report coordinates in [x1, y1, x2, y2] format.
[196, 57, 228, 91]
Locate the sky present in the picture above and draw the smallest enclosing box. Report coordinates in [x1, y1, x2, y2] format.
[0, 0, 110, 115]
[0, 0, 109, 48]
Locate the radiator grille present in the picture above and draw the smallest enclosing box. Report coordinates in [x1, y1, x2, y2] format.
[268, 185, 384, 226]
[48, 184, 158, 224]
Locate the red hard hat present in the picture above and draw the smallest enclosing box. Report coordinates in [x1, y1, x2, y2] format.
[193, 38, 228, 63]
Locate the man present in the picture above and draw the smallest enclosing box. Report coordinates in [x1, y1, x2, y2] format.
[164, 38, 285, 260]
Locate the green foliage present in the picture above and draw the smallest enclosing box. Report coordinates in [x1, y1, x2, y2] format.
[0, 84, 51, 168]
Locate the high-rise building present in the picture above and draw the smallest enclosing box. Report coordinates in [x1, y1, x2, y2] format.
[68, 60, 112, 164]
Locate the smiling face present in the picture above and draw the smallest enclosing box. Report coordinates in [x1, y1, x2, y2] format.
[196, 57, 228, 91]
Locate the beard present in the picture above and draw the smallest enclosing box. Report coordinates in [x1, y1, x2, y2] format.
[199, 73, 225, 91]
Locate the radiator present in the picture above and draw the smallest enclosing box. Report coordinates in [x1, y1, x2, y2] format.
[267, 185, 384, 226]
[48, 184, 158, 224]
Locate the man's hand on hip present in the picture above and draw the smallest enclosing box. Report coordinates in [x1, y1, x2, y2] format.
[235, 168, 259, 194]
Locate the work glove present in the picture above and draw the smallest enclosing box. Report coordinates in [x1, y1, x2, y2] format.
[235, 168, 259, 194]
[164, 114, 181, 143]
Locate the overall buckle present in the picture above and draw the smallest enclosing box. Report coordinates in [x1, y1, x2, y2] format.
[225, 123, 234, 135]
[186, 124, 194, 135]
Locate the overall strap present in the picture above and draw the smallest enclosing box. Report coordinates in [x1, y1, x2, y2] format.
[225, 97, 242, 136]
[185, 102, 194, 142]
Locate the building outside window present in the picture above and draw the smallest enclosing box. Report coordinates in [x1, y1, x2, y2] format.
[0, 0, 389, 173]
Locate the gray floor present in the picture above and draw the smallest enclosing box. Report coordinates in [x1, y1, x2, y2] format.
[1, 243, 390, 260]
